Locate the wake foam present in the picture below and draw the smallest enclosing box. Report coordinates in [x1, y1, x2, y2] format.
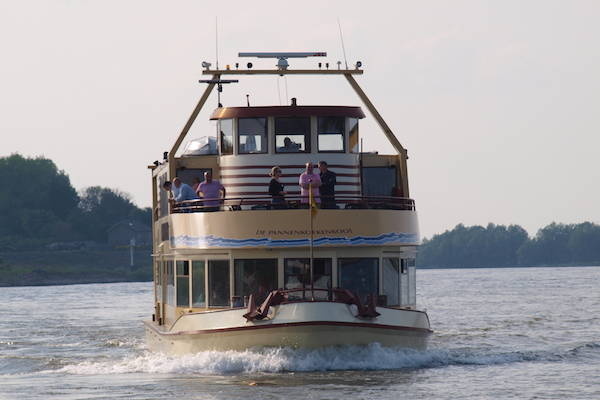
[54, 342, 598, 375]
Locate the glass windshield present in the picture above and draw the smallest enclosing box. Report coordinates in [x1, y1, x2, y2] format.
[239, 118, 267, 154]
[219, 119, 233, 155]
[275, 117, 310, 153]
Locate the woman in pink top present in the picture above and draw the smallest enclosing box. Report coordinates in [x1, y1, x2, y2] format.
[299, 162, 321, 204]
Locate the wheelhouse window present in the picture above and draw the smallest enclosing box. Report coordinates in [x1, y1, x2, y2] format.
[284, 258, 332, 300]
[338, 258, 379, 303]
[234, 259, 278, 305]
[176, 260, 190, 307]
[348, 118, 359, 153]
[191, 260, 206, 307]
[275, 117, 310, 153]
[382, 258, 400, 306]
[219, 119, 233, 155]
[238, 117, 267, 154]
[318, 116, 345, 152]
[208, 260, 230, 307]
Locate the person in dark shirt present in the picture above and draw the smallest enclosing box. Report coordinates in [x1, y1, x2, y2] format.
[268, 166, 286, 208]
[318, 161, 337, 209]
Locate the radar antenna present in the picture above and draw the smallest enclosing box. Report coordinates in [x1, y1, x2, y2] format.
[238, 52, 327, 70]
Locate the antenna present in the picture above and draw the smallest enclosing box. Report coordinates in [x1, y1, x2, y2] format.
[337, 18, 349, 70]
[239, 52, 326, 70]
[276, 77, 282, 105]
[199, 78, 238, 107]
[215, 17, 219, 69]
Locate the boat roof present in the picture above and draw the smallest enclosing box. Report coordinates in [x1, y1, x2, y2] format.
[209, 105, 366, 120]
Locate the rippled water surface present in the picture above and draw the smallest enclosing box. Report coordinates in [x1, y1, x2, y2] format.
[1, 267, 599, 399]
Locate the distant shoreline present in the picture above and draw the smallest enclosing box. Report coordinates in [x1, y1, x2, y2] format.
[1, 263, 597, 288]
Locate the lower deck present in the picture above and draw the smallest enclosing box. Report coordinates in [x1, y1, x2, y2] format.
[153, 246, 418, 327]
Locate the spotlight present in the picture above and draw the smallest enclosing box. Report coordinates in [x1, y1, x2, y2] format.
[163, 151, 168, 161]
[201, 61, 211, 69]
[325, 62, 329, 69]
[355, 61, 362, 69]
[235, 63, 239, 69]
[153, 160, 159, 166]
[247, 62, 253, 69]
[318, 62, 322, 69]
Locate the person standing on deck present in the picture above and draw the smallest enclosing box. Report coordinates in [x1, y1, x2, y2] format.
[197, 171, 226, 212]
[268, 166, 287, 208]
[299, 162, 321, 206]
[318, 161, 336, 209]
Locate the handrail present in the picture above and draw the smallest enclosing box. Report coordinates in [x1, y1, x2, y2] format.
[171, 194, 415, 213]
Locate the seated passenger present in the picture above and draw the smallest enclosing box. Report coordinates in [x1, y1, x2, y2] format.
[268, 166, 287, 208]
[197, 171, 225, 211]
[299, 162, 321, 205]
[278, 137, 301, 152]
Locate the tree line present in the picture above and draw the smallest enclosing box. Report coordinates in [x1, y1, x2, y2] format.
[417, 222, 600, 268]
[0, 154, 150, 251]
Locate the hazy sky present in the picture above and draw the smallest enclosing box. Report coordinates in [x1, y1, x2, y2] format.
[1, 1, 599, 238]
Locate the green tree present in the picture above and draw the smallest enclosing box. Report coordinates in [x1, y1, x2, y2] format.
[0, 154, 78, 240]
[418, 223, 529, 268]
[70, 186, 150, 242]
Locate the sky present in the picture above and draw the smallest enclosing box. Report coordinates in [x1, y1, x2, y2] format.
[1, 0, 599, 238]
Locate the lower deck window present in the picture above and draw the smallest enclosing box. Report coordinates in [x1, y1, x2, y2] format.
[284, 258, 332, 300]
[208, 260, 230, 307]
[234, 259, 278, 305]
[191, 260, 205, 307]
[166, 261, 174, 305]
[382, 258, 400, 306]
[176, 261, 190, 307]
[338, 258, 379, 303]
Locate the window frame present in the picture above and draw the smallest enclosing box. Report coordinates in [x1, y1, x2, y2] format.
[238, 117, 268, 154]
[234, 259, 278, 305]
[218, 118, 234, 155]
[317, 116, 346, 153]
[274, 116, 311, 153]
[208, 259, 231, 307]
[337, 257, 379, 303]
[284, 258, 332, 300]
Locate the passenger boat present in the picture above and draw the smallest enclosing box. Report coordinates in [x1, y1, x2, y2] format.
[144, 52, 432, 354]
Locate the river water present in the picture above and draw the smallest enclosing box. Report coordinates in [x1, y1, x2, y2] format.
[1, 266, 599, 399]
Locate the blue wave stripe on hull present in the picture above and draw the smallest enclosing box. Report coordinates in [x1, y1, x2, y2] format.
[171, 232, 419, 248]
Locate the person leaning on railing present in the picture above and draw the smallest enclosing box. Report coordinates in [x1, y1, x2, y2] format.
[299, 162, 321, 208]
[268, 166, 287, 209]
[197, 171, 225, 212]
[162, 178, 198, 212]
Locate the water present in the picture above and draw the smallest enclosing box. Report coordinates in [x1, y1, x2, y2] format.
[1, 267, 599, 399]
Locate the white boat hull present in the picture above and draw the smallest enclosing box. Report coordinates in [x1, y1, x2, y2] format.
[144, 302, 431, 354]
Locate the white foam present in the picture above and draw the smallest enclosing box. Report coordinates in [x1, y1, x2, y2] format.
[55, 344, 546, 375]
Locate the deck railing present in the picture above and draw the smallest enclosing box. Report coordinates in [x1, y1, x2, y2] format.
[172, 195, 415, 213]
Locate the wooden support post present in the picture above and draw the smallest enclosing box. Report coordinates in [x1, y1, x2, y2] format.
[168, 74, 220, 178]
[344, 73, 410, 197]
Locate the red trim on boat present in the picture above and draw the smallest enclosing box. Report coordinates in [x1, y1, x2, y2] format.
[220, 164, 359, 170]
[145, 320, 433, 337]
[220, 173, 360, 178]
[222, 182, 360, 187]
